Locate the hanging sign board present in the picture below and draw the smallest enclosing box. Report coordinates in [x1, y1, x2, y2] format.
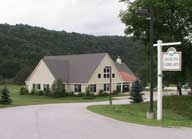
[162, 47, 182, 71]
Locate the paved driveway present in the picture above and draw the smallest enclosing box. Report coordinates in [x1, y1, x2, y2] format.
[0, 99, 191, 139]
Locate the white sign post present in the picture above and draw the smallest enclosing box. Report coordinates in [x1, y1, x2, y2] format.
[153, 40, 181, 121]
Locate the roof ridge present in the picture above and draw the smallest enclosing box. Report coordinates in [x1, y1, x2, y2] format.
[43, 52, 108, 58]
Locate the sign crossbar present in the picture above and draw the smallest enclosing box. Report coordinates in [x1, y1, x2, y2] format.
[153, 42, 181, 47]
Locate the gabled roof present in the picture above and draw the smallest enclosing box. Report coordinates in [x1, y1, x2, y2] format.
[115, 63, 137, 82]
[43, 53, 106, 83]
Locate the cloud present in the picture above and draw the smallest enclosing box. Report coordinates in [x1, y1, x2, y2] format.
[0, 0, 126, 36]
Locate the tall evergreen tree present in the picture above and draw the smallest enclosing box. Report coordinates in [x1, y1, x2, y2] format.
[0, 86, 12, 104]
[130, 81, 143, 103]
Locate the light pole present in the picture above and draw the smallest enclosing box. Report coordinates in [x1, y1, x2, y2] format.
[128, 0, 155, 118]
[136, 8, 155, 119]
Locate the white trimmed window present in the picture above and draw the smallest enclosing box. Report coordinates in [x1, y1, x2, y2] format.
[103, 67, 110, 78]
[74, 84, 81, 92]
[90, 84, 96, 92]
[33, 84, 41, 90]
[104, 83, 110, 91]
[43, 84, 50, 91]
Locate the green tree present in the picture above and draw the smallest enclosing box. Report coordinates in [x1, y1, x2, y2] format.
[51, 80, 66, 97]
[120, 0, 192, 85]
[130, 81, 143, 103]
[0, 86, 12, 104]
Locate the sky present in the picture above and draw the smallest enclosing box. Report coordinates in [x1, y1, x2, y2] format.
[0, 0, 127, 36]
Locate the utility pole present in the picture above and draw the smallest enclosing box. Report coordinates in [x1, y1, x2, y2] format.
[109, 66, 112, 105]
[149, 10, 154, 114]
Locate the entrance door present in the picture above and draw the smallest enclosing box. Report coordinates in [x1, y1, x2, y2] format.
[123, 84, 130, 92]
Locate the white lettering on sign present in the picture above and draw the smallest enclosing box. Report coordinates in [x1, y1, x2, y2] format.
[162, 47, 182, 71]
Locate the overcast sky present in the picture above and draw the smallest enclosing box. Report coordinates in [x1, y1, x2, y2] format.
[0, 0, 127, 36]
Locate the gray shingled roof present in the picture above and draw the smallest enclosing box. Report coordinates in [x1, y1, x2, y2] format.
[43, 53, 106, 83]
[115, 62, 135, 75]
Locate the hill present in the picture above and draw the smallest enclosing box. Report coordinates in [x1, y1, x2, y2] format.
[0, 24, 146, 83]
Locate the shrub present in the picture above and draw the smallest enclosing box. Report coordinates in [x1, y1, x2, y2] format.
[85, 86, 92, 96]
[66, 92, 75, 97]
[0, 86, 12, 104]
[98, 90, 108, 96]
[130, 81, 143, 103]
[44, 89, 50, 96]
[75, 92, 83, 97]
[38, 91, 44, 96]
[51, 80, 66, 97]
[30, 88, 37, 95]
[112, 90, 120, 95]
[19, 87, 29, 95]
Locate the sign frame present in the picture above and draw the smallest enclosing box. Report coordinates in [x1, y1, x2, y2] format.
[162, 47, 182, 71]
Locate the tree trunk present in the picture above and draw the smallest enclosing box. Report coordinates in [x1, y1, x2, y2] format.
[177, 83, 182, 96]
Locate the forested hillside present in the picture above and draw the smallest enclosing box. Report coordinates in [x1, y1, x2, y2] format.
[0, 24, 146, 83]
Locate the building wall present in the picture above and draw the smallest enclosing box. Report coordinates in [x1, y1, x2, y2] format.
[65, 84, 87, 93]
[88, 54, 123, 92]
[25, 60, 56, 92]
[25, 54, 132, 94]
[65, 83, 118, 94]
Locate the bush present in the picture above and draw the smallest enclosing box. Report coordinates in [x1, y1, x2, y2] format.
[19, 87, 29, 95]
[76, 92, 83, 97]
[98, 90, 108, 96]
[112, 90, 120, 95]
[30, 88, 41, 96]
[44, 89, 50, 96]
[130, 81, 143, 103]
[0, 86, 12, 104]
[66, 92, 75, 97]
[38, 91, 44, 96]
[85, 86, 95, 96]
[51, 80, 66, 97]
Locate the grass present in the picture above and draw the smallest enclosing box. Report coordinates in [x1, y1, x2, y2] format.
[0, 84, 122, 108]
[88, 96, 192, 127]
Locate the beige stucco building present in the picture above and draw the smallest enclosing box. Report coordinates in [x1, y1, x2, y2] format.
[25, 53, 137, 94]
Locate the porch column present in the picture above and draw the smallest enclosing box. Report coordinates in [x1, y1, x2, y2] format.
[121, 83, 123, 93]
[129, 82, 133, 92]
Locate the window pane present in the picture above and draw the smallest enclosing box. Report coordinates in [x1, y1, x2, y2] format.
[90, 84, 96, 92]
[33, 84, 35, 89]
[107, 68, 110, 73]
[104, 68, 106, 73]
[104, 84, 109, 91]
[74, 84, 81, 92]
[37, 84, 41, 90]
[104, 84, 106, 91]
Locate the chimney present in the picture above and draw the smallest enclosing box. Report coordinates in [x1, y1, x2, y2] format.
[116, 56, 122, 64]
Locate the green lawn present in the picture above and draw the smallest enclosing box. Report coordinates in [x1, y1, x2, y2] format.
[0, 84, 121, 108]
[88, 96, 192, 127]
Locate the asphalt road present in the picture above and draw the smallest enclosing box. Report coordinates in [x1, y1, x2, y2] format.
[0, 99, 191, 139]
